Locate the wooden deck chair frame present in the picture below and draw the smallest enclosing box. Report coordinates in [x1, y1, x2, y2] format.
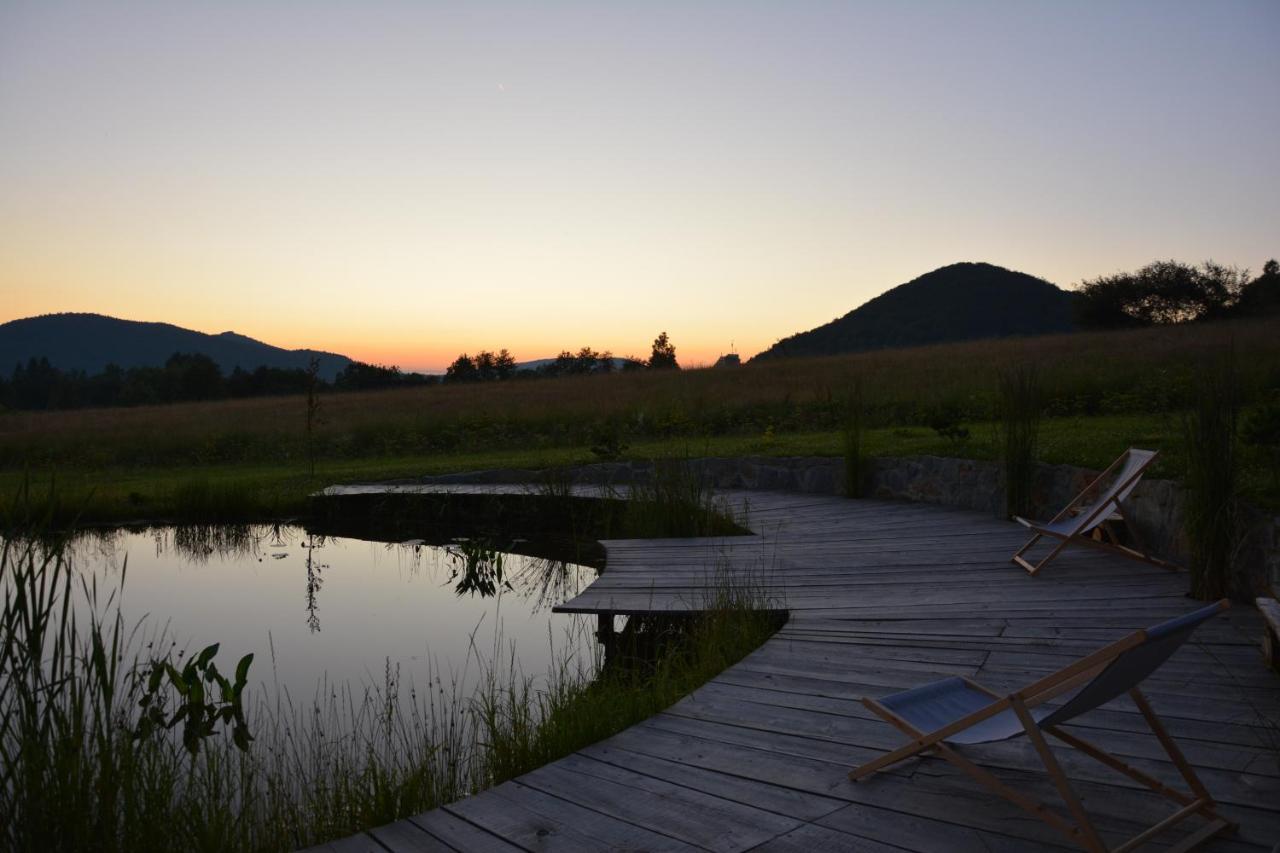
[848, 600, 1235, 853]
[1012, 448, 1176, 576]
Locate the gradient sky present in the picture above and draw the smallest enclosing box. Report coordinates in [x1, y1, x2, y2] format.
[2, 1, 1277, 371]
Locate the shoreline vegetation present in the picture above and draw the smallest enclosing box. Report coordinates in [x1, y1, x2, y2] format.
[1, 480, 781, 851]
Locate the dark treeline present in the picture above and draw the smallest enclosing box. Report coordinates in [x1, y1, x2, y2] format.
[1075, 258, 1279, 328]
[0, 353, 437, 411]
[443, 347, 643, 383]
[442, 331, 679, 384]
[0, 331, 684, 411]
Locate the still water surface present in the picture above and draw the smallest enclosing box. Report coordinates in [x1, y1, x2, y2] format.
[59, 525, 598, 702]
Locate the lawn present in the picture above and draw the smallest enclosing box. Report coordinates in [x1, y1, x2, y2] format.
[6, 412, 1274, 526]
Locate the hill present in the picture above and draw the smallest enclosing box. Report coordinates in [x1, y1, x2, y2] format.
[752, 262, 1076, 360]
[0, 313, 352, 380]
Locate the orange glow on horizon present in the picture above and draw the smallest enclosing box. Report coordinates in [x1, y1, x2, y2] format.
[2, 3, 1276, 374]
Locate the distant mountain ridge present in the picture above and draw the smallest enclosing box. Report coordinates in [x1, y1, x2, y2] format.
[0, 313, 352, 380]
[752, 262, 1077, 361]
[514, 356, 632, 372]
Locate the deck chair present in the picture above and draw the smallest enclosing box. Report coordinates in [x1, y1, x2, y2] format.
[849, 600, 1234, 852]
[1012, 447, 1172, 575]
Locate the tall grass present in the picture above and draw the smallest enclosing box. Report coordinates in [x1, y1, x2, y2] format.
[474, 563, 780, 790]
[842, 379, 866, 498]
[1, 512, 778, 851]
[4, 318, 1278, 471]
[998, 363, 1043, 519]
[1183, 351, 1240, 600]
[619, 459, 745, 538]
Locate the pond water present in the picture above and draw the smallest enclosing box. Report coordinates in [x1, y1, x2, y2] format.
[51, 525, 599, 704]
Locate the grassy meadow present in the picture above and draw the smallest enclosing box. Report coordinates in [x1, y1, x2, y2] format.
[3, 317, 1279, 522]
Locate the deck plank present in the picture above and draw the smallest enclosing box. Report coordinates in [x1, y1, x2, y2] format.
[311, 489, 1280, 852]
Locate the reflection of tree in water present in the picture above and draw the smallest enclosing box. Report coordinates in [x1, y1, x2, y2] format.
[444, 539, 511, 598]
[45, 524, 595, 632]
[508, 557, 592, 613]
[166, 524, 262, 563]
[441, 539, 593, 611]
[303, 534, 327, 633]
[49, 523, 271, 574]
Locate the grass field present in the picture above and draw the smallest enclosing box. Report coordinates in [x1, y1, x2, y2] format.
[3, 317, 1278, 522]
[3, 321, 1278, 850]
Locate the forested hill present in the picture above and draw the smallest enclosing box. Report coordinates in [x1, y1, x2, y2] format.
[0, 313, 351, 380]
[751, 262, 1077, 360]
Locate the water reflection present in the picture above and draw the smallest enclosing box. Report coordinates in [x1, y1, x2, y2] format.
[443, 540, 509, 598]
[27, 524, 597, 702]
[303, 535, 326, 633]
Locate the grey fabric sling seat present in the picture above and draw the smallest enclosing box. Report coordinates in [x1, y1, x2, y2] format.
[1012, 447, 1176, 575]
[850, 601, 1234, 852]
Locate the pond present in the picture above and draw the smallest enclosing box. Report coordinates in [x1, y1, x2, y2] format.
[49, 525, 600, 704]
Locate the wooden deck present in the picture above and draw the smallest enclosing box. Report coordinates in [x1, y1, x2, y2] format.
[311, 489, 1280, 852]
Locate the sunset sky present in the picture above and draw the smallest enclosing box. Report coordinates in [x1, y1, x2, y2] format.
[2, 2, 1277, 371]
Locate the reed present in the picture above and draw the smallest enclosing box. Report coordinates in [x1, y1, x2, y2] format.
[619, 459, 745, 538]
[998, 363, 1043, 519]
[1182, 350, 1240, 600]
[842, 379, 866, 498]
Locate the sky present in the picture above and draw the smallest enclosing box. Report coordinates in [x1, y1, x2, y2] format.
[1, 2, 1277, 371]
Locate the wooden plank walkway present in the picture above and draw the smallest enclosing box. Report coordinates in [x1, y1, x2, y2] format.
[310, 489, 1280, 852]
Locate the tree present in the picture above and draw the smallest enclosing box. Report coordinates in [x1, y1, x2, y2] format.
[334, 361, 408, 391]
[494, 349, 516, 380]
[473, 351, 498, 382]
[647, 331, 679, 370]
[444, 354, 478, 383]
[1075, 260, 1250, 328]
[163, 352, 224, 401]
[1236, 259, 1280, 317]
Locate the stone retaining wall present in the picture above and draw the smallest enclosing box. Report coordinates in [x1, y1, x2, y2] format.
[414, 455, 1276, 595]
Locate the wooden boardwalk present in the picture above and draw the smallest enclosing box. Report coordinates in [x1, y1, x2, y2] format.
[312, 490, 1280, 852]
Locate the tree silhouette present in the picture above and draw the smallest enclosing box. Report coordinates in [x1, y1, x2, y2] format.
[647, 331, 679, 370]
[444, 354, 479, 383]
[494, 348, 516, 379]
[1075, 260, 1250, 328]
[1236, 259, 1280, 316]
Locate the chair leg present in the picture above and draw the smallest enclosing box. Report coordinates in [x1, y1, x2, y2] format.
[1011, 698, 1108, 852]
[858, 699, 1088, 847]
[1012, 532, 1042, 567]
[1046, 727, 1204, 811]
[1129, 689, 1224, 812]
[847, 741, 936, 781]
[1014, 533, 1072, 576]
[848, 699, 939, 780]
[929, 740, 1088, 846]
[1108, 509, 1180, 571]
[1041, 692, 1237, 851]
